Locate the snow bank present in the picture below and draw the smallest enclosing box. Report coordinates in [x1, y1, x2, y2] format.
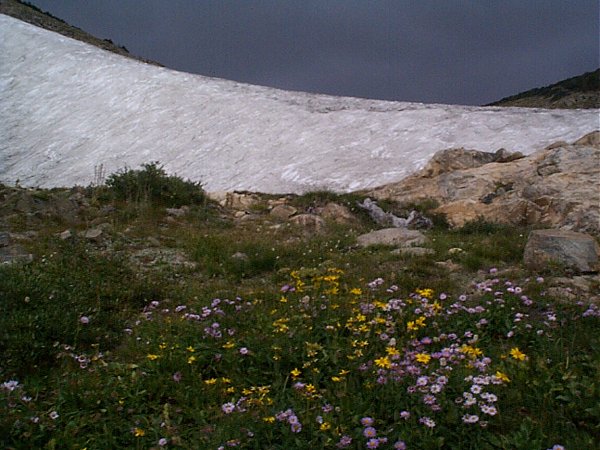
[1, 14, 598, 193]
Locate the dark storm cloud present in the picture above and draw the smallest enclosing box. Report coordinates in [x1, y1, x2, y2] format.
[24, 0, 600, 105]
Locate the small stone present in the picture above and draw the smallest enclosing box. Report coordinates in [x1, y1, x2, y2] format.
[318, 202, 355, 224]
[59, 230, 73, 240]
[0, 232, 11, 247]
[147, 236, 161, 247]
[356, 228, 426, 248]
[84, 228, 103, 241]
[435, 260, 462, 272]
[289, 214, 325, 232]
[391, 247, 435, 256]
[166, 206, 189, 217]
[231, 252, 249, 261]
[100, 205, 116, 215]
[270, 204, 297, 220]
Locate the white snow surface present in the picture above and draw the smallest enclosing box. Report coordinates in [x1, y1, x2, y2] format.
[1, 14, 598, 193]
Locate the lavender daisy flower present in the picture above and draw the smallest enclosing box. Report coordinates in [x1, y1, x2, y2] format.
[221, 402, 235, 414]
[363, 426, 377, 438]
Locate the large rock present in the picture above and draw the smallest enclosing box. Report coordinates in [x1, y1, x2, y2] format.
[368, 131, 600, 233]
[524, 229, 600, 273]
[357, 228, 426, 248]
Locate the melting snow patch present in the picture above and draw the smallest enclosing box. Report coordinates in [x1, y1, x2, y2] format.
[0, 14, 598, 193]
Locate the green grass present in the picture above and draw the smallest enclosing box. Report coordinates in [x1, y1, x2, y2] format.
[1, 185, 599, 450]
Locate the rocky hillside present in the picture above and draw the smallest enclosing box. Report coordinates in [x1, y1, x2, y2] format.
[487, 69, 600, 109]
[0, 0, 160, 66]
[367, 131, 600, 234]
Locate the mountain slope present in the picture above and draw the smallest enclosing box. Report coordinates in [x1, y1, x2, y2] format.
[0, 0, 160, 66]
[0, 14, 598, 193]
[487, 69, 600, 109]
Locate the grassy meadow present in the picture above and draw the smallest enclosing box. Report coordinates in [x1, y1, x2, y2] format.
[1, 166, 599, 449]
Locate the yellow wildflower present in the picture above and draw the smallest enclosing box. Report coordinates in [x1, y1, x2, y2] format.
[263, 416, 276, 423]
[222, 341, 236, 349]
[331, 376, 343, 382]
[415, 353, 431, 364]
[187, 355, 196, 364]
[320, 422, 331, 431]
[416, 288, 434, 299]
[305, 384, 317, 394]
[460, 345, 483, 358]
[374, 356, 392, 369]
[133, 428, 145, 437]
[510, 347, 527, 361]
[146, 354, 159, 360]
[204, 378, 217, 385]
[495, 371, 511, 382]
[386, 346, 399, 356]
[350, 288, 362, 295]
[186, 346, 195, 352]
[290, 368, 301, 378]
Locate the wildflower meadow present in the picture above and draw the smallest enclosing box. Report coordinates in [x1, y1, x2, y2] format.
[1, 180, 598, 449]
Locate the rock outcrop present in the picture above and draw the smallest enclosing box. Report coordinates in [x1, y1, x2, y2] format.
[368, 131, 600, 234]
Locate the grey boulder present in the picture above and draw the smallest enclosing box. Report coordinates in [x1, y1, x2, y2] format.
[524, 229, 600, 273]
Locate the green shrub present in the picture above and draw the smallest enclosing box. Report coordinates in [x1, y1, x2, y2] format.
[105, 162, 206, 207]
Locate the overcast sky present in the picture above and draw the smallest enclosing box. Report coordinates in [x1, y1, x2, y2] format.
[25, 0, 599, 106]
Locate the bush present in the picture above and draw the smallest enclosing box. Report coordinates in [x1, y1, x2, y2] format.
[105, 162, 206, 207]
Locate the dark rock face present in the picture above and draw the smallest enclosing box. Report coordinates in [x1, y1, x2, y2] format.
[524, 229, 600, 273]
